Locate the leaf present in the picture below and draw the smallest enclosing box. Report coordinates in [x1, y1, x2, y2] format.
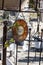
[13, 22, 19, 27]
[9, 38, 15, 43]
[4, 41, 10, 48]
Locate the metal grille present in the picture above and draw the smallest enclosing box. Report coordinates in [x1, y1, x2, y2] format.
[0, 0, 43, 65]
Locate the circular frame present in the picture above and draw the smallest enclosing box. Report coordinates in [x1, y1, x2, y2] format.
[12, 19, 28, 42]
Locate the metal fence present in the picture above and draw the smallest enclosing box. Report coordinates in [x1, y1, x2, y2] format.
[15, 28, 43, 65]
[1, 0, 43, 65]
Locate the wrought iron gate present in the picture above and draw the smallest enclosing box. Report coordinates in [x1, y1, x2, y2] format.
[0, 0, 43, 65]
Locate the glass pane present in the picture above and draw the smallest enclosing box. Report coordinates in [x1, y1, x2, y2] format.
[4, 0, 20, 10]
[0, 0, 2, 9]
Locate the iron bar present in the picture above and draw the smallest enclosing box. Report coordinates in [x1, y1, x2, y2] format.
[2, 0, 4, 9]
[27, 28, 31, 65]
[19, 0, 21, 11]
[2, 21, 7, 65]
[0, 9, 43, 13]
[39, 29, 43, 65]
[15, 41, 18, 65]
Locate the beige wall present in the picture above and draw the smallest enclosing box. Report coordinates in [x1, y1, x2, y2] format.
[0, 0, 25, 10]
[4, 0, 20, 10]
[0, 0, 2, 9]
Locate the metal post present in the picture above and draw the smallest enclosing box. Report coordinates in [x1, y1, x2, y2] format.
[15, 41, 18, 65]
[19, 0, 21, 11]
[35, 0, 38, 11]
[39, 29, 43, 65]
[27, 28, 31, 65]
[2, 21, 7, 65]
[37, 0, 40, 35]
[2, 0, 4, 9]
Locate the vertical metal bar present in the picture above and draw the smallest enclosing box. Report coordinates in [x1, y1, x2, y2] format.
[37, 0, 40, 9]
[2, 0, 8, 63]
[27, 28, 31, 65]
[2, 21, 7, 65]
[35, 0, 39, 60]
[39, 29, 43, 65]
[29, 0, 30, 8]
[2, 0, 4, 9]
[39, 0, 41, 21]
[15, 41, 18, 65]
[35, 49, 36, 61]
[35, 0, 38, 11]
[38, 1, 41, 65]
[19, 0, 21, 11]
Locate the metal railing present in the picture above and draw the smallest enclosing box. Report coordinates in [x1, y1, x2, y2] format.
[0, 0, 43, 65]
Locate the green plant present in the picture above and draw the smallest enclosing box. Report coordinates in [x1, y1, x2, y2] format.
[13, 22, 19, 27]
[9, 38, 15, 43]
[4, 22, 20, 48]
[4, 38, 15, 48]
[29, 0, 35, 8]
[4, 41, 10, 48]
